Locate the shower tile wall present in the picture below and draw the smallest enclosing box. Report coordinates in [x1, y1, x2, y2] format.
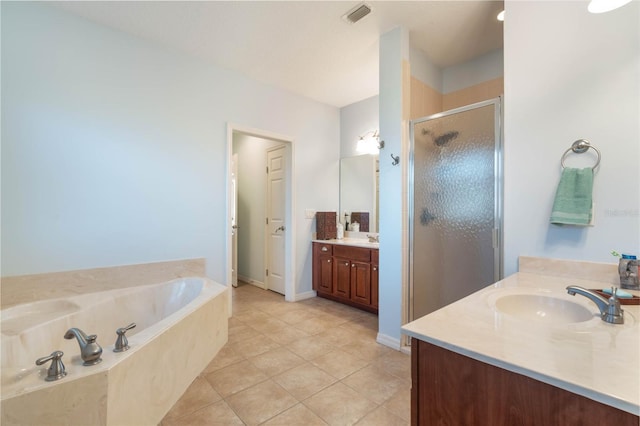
[410, 77, 443, 119]
[409, 76, 504, 119]
[442, 77, 504, 111]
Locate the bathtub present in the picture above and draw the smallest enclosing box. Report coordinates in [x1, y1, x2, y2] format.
[1, 277, 229, 426]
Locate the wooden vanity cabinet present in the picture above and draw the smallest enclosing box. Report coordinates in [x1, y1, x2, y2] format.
[350, 261, 371, 305]
[371, 249, 379, 309]
[313, 243, 333, 293]
[333, 257, 352, 298]
[411, 339, 639, 426]
[312, 242, 378, 314]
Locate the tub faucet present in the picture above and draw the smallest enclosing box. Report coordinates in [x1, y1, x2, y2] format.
[35, 350, 67, 381]
[113, 323, 136, 352]
[64, 328, 103, 365]
[566, 285, 624, 324]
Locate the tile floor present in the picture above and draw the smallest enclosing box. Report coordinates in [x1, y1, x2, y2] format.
[160, 282, 411, 426]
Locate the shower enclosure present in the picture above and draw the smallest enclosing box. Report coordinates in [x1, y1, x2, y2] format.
[409, 98, 502, 322]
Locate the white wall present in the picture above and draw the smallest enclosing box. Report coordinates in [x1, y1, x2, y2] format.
[409, 47, 443, 92]
[378, 26, 410, 349]
[443, 48, 503, 94]
[1, 3, 341, 298]
[504, 1, 640, 275]
[339, 95, 379, 231]
[410, 47, 503, 95]
[232, 134, 282, 284]
[340, 154, 377, 229]
[340, 95, 379, 158]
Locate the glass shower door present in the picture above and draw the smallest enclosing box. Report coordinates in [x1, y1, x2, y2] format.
[410, 98, 501, 321]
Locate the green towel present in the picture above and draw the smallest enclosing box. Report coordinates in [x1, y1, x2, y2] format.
[550, 168, 593, 225]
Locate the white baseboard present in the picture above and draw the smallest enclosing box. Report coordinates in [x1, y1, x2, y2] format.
[293, 290, 317, 302]
[238, 275, 265, 289]
[376, 333, 401, 350]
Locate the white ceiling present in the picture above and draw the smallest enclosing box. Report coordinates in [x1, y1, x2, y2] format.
[53, 1, 504, 108]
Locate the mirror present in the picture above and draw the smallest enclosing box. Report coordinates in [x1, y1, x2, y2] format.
[339, 154, 379, 233]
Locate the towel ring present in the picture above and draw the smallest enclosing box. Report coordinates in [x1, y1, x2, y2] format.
[561, 139, 601, 170]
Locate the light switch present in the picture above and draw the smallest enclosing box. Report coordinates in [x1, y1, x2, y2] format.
[305, 209, 316, 219]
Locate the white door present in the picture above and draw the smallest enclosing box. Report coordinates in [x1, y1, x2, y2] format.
[231, 153, 239, 288]
[266, 146, 286, 295]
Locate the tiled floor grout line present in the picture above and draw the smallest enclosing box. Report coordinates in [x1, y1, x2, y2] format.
[161, 283, 410, 425]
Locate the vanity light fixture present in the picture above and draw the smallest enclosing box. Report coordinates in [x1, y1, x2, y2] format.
[497, 10, 505, 21]
[356, 130, 385, 155]
[588, 0, 632, 13]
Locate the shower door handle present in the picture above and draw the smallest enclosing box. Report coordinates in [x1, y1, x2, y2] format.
[275, 226, 285, 233]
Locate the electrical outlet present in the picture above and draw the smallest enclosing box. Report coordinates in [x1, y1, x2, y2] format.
[305, 209, 316, 219]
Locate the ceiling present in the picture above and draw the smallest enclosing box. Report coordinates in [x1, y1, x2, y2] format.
[53, 1, 504, 108]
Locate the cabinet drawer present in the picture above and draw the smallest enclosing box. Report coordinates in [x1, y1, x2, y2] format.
[314, 242, 333, 255]
[334, 245, 370, 262]
[371, 249, 379, 264]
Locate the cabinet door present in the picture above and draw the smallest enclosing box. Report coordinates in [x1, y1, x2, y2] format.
[351, 261, 371, 305]
[333, 259, 351, 298]
[371, 263, 378, 309]
[318, 254, 333, 293]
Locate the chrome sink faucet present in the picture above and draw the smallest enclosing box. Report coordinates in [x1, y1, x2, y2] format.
[366, 234, 379, 243]
[64, 328, 103, 365]
[566, 286, 624, 324]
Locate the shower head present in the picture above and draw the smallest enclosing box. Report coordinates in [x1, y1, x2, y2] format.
[421, 128, 459, 146]
[434, 131, 459, 146]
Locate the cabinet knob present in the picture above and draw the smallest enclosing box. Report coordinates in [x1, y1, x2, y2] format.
[327, 259, 331, 263]
[321, 247, 328, 252]
[373, 267, 377, 271]
[345, 262, 349, 266]
[352, 264, 355, 268]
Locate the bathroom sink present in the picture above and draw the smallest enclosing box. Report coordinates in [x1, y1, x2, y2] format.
[494, 294, 595, 323]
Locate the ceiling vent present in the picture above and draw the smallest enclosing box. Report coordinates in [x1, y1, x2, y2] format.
[343, 3, 372, 24]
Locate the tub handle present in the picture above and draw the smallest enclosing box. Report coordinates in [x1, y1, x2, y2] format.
[36, 350, 67, 382]
[114, 323, 136, 353]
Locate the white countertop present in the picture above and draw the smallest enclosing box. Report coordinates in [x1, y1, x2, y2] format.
[312, 238, 379, 249]
[402, 271, 640, 415]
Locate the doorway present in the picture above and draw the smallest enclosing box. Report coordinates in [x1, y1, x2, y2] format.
[227, 124, 293, 303]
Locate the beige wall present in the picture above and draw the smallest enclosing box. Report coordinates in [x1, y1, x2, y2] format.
[443, 77, 504, 111]
[410, 76, 503, 119]
[410, 77, 443, 120]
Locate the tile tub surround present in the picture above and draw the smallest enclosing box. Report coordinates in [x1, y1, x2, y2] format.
[1, 277, 228, 426]
[161, 282, 411, 426]
[0, 258, 206, 309]
[402, 265, 640, 416]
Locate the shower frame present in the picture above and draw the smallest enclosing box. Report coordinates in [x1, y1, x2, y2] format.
[406, 97, 504, 335]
